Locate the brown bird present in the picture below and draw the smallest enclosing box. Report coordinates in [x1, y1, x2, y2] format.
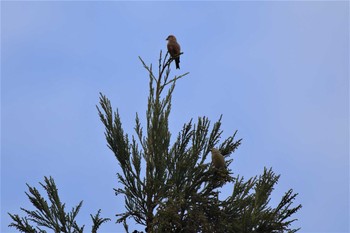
[166, 35, 181, 69]
[211, 148, 226, 169]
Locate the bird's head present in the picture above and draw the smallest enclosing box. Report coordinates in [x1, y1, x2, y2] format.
[211, 148, 220, 153]
[166, 35, 177, 41]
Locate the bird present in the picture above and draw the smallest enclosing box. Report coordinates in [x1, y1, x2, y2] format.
[211, 148, 226, 170]
[166, 35, 181, 69]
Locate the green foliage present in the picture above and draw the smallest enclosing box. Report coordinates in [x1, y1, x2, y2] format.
[221, 168, 301, 233]
[8, 51, 301, 233]
[97, 51, 302, 233]
[8, 176, 110, 233]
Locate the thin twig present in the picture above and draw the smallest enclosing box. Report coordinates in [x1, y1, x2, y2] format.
[164, 72, 190, 86]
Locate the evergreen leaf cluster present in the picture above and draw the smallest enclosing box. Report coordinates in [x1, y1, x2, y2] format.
[8, 51, 301, 233]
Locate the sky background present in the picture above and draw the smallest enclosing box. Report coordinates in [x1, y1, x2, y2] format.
[1, 1, 349, 233]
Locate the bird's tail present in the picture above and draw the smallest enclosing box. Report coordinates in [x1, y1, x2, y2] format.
[175, 57, 180, 69]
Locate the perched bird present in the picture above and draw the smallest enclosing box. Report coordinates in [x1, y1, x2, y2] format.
[166, 35, 181, 69]
[211, 148, 226, 169]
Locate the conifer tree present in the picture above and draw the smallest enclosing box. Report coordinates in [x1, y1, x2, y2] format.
[8, 176, 110, 233]
[97, 52, 302, 233]
[8, 51, 301, 233]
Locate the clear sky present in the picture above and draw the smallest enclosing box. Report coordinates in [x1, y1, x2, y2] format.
[1, 1, 349, 233]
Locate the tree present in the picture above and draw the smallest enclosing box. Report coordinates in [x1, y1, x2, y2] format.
[8, 176, 110, 233]
[8, 52, 301, 233]
[96, 52, 302, 233]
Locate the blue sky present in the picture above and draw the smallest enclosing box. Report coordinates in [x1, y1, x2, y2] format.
[1, 1, 348, 232]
